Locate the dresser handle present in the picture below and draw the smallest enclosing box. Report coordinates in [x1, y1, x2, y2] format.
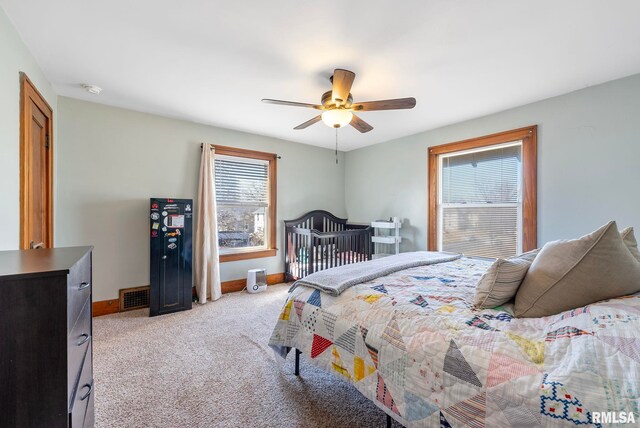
[78, 281, 91, 290]
[79, 382, 93, 401]
[77, 334, 91, 346]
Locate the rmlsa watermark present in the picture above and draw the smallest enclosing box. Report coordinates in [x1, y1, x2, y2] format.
[591, 412, 636, 424]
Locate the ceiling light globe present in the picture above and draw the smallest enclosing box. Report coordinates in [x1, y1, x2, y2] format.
[321, 109, 353, 128]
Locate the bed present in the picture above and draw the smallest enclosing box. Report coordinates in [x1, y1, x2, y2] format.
[284, 210, 372, 281]
[269, 253, 640, 427]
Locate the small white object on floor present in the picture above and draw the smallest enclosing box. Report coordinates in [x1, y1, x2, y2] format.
[246, 268, 267, 293]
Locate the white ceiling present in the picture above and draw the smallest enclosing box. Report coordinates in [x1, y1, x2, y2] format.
[3, 1, 640, 151]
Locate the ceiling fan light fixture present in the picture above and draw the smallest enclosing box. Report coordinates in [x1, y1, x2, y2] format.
[263, 68, 415, 133]
[321, 109, 353, 128]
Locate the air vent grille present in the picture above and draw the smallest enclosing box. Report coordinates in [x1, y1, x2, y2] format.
[119, 286, 150, 311]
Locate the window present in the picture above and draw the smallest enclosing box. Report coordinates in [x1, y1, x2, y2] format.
[214, 145, 277, 262]
[428, 126, 537, 258]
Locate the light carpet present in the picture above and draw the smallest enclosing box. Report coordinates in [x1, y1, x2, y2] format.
[93, 284, 396, 427]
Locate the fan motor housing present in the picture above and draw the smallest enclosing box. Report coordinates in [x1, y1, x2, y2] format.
[321, 90, 353, 108]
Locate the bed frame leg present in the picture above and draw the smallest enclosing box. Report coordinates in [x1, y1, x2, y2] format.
[386, 414, 392, 427]
[294, 348, 301, 376]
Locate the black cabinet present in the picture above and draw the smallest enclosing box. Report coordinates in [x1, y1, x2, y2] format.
[149, 198, 193, 316]
[0, 246, 94, 428]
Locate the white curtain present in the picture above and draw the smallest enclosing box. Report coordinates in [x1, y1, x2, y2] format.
[195, 143, 222, 303]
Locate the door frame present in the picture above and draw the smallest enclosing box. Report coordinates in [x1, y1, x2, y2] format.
[20, 72, 54, 249]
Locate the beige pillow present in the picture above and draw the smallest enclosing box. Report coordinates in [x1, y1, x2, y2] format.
[621, 227, 640, 262]
[514, 221, 640, 318]
[474, 250, 539, 309]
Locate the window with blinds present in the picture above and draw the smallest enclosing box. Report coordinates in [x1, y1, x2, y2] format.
[438, 142, 523, 258]
[215, 154, 270, 252]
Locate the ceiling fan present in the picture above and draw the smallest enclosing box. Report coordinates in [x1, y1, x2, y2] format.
[262, 69, 416, 133]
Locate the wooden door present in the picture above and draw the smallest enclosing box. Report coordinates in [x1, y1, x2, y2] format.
[20, 73, 53, 250]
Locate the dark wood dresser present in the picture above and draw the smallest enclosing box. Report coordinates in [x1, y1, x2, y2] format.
[0, 246, 95, 428]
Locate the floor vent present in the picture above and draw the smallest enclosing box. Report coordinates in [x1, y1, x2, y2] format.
[119, 286, 150, 311]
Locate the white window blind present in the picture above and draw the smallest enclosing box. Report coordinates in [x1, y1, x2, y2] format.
[438, 142, 522, 258]
[215, 156, 269, 207]
[215, 154, 269, 252]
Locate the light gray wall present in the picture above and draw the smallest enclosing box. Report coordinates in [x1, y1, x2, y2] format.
[57, 97, 345, 301]
[345, 73, 640, 251]
[0, 7, 57, 250]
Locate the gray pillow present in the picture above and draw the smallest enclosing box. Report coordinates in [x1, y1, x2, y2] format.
[621, 227, 640, 262]
[474, 249, 539, 309]
[514, 221, 640, 318]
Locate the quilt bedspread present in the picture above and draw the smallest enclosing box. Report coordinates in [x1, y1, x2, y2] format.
[268, 257, 640, 427]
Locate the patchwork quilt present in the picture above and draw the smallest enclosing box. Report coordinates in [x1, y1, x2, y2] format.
[269, 257, 640, 427]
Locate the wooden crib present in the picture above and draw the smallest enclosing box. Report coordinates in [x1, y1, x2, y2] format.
[284, 210, 372, 281]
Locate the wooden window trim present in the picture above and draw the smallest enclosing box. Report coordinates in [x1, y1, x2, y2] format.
[212, 145, 277, 263]
[218, 248, 277, 262]
[20, 72, 54, 249]
[427, 125, 537, 253]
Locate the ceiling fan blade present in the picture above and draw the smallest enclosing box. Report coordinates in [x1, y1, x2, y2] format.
[350, 114, 373, 133]
[262, 99, 323, 110]
[351, 97, 416, 111]
[331, 69, 355, 106]
[294, 115, 322, 130]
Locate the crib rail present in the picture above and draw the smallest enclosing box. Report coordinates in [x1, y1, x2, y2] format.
[284, 211, 373, 281]
[310, 229, 372, 273]
[284, 209, 348, 233]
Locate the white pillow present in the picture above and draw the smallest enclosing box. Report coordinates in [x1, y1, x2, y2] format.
[474, 249, 538, 309]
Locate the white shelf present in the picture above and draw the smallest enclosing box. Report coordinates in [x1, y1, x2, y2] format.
[371, 218, 401, 257]
[370, 221, 401, 229]
[372, 236, 402, 244]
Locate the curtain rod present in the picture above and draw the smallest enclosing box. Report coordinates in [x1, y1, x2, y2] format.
[200, 143, 281, 159]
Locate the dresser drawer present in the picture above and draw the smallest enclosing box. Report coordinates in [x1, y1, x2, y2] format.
[68, 296, 92, 403]
[68, 252, 92, 330]
[70, 348, 93, 428]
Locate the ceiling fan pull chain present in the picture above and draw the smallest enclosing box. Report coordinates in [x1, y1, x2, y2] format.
[335, 128, 338, 164]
